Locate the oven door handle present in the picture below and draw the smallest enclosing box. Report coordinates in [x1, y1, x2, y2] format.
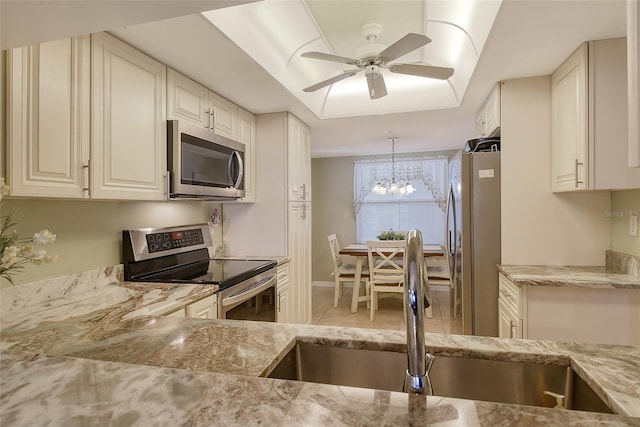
[222, 273, 276, 308]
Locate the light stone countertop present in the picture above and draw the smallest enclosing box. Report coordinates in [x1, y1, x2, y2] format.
[1, 266, 639, 425]
[498, 265, 640, 290]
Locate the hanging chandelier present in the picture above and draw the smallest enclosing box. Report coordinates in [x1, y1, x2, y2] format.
[371, 136, 416, 196]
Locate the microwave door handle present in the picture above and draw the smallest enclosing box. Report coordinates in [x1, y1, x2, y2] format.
[228, 150, 244, 189]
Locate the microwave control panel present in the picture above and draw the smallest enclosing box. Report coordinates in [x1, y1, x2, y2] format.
[146, 228, 205, 253]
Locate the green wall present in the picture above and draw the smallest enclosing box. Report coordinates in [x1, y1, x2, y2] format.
[611, 189, 640, 256]
[311, 150, 456, 283]
[0, 199, 222, 287]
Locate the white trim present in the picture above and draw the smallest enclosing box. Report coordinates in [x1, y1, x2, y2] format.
[313, 280, 353, 288]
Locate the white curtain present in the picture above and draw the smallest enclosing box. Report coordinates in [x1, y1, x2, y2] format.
[353, 157, 449, 244]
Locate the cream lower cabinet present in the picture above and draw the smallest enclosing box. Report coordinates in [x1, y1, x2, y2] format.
[499, 272, 640, 345]
[6, 35, 91, 198]
[288, 202, 312, 324]
[91, 32, 167, 200]
[276, 263, 292, 323]
[166, 68, 237, 139]
[497, 274, 524, 339]
[551, 38, 640, 191]
[185, 295, 218, 319]
[498, 299, 522, 339]
[165, 295, 218, 319]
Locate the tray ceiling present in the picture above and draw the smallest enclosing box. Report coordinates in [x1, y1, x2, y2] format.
[203, 0, 501, 119]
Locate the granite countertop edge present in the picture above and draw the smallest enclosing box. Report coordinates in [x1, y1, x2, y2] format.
[498, 264, 640, 290]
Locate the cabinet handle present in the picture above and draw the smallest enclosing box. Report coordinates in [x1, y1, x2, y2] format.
[510, 321, 517, 338]
[300, 204, 307, 220]
[210, 110, 215, 131]
[205, 109, 211, 129]
[82, 163, 90, 196]
[300, 184, 306, 200]
[277, 292, 281, 312]
[574, 158, 584, 188]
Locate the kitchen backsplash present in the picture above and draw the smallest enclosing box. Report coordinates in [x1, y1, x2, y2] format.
[606, 250, 640, 276]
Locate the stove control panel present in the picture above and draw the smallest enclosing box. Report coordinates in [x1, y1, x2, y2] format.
[146, 228, 205, 253]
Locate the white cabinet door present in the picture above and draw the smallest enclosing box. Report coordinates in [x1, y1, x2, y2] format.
[475, 108, 486, 138]
[167, 68, 209, 128]
[288, 202, 312, 324]
[498, 298, 522, 339]
[276, 263, 291, 323]
[6, 36, 90, 198]
[91, 32, 167, 200]
[484, 84, 501, 136]
[551, 44, 588, 192]
[209, 91, 237, 139]
[185, 295, 218, 319]
[237, 107, 256, 203]
[287, 114, 311, 201]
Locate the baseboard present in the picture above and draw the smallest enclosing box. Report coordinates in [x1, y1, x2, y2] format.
[313, 281, 347, 288]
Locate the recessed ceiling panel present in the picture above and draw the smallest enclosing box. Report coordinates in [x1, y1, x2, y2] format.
[203, 0, 501, 119]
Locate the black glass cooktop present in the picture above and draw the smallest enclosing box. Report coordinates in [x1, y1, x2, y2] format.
[136, 258, 276, 289]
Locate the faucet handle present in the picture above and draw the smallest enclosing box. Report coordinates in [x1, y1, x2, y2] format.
[425, 352, 435, 374]
[543, 390, 565, 409]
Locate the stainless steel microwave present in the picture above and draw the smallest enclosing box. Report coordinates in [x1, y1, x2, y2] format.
[167, 120, 245, 200]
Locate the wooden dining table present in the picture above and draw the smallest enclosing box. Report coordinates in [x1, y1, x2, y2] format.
[339, 243, 444, 313]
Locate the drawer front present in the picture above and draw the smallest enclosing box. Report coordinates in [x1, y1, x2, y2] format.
[499, 273, 522, 315]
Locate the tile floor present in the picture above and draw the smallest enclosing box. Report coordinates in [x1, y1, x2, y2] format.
[312, 284, 463, 334]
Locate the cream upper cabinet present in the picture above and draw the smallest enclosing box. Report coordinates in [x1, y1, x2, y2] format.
[237, 107, 256, 203]
[167, 68, 237, 139]
[6, 36, 91, 198]
[475, 83, 501, 138]
[166, 68, 209, 128]
[287, 113, 311, 201]
[91, 32, 167, 200]
[551, 38, 640, 192]
[209, 92, 237, 139]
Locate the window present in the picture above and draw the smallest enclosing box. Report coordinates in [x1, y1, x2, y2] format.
[354, 157, 449, 244]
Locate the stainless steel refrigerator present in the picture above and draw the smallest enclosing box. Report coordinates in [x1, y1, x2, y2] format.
[446, 149, 501, 337]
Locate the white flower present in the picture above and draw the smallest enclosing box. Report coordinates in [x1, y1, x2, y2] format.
[0, 178, 10, 200]
[1, 246, 19, 267]
[29, 249, 48, 265]
[33, 229, 56, 244]
[20, 244, 36, 259]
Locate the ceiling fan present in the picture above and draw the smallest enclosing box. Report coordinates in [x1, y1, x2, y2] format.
[301, 23, 454, 99]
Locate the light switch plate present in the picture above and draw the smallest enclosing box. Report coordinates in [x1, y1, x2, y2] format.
[631, 214, 638, 237]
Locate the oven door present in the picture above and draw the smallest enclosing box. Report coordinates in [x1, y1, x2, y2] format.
[218, 268, 277, 322]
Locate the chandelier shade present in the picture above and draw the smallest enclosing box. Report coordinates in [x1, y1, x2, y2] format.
[371, 137, 416, 196]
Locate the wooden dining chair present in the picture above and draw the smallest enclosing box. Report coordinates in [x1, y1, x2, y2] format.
[328, 234, 369, 308]
[366, 239, 407, 321]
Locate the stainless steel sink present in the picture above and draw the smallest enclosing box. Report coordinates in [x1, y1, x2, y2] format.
[267, 342, 612, 414]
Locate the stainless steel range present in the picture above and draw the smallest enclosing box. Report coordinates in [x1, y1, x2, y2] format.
[122, 224, 277, 321]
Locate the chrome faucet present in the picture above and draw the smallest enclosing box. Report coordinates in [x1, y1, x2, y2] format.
[403, 229, 435, 395]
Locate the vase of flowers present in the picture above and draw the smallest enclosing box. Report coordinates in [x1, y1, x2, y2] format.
[0, 179, 57, 285]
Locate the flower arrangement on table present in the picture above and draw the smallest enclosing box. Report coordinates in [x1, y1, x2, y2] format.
[0, 179, 57, 285]
[376, 229, 406, 241]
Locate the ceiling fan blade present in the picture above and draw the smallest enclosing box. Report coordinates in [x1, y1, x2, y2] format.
[367, 73, 387, 99]
[378, 33, 431, 62]
[389, 63, 454, 80]
[301, 51, 360, 65]
[303, 71, 358, 92]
